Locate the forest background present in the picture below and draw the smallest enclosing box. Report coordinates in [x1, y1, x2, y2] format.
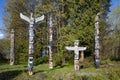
[0, 0, 120, 67]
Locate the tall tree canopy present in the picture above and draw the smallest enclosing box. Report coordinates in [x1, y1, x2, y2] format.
[4, 0, 111, 65]
[108, 4, 120, 60]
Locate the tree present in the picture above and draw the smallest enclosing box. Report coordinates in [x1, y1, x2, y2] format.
[3, 0, 111, 65]
[4, 0, 29, 64]
[0, 38, 10, 62]
[108, 4, 120, 60]
[55, 0, 111, 65]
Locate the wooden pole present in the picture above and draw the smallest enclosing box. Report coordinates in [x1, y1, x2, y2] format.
[65, 40, 87, 71]
[10, 29, 15, 65]
[80, 51, 84, 62]
[20, 13, 44, 75]
[94, 12, 101, 68]
[49, 13, 53, 69]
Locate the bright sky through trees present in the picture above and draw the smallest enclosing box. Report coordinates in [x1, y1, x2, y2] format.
[0, 0, 119, 39]
[0, 0, 6, 39]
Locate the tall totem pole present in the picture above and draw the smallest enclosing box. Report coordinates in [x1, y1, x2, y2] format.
[10, 29, 15, 65]
[49, 13, 53, 69]
[94, 12, 101, 68]
[20, 9, 44, 75]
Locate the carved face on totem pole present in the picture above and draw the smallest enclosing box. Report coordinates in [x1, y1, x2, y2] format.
[74, 40, 79, 46]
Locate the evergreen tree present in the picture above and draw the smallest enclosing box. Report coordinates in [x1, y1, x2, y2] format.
[4, 0, 29, 64]
[4, 0, 111, 65]
[108, 4, 120, 60]
[0, 38, 10, 62]
[55, 0, 111, 65]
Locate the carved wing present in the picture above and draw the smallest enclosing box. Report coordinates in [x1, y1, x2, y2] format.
[77, 47, 87, 51]
[35, 15, 44, 23]
[65, 46, 75, 50]
[20, 13, 30, 23]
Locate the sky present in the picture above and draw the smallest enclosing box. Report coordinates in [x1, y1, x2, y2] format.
[0, 0, 120, 39]
[110, 0, 120, 10]
[0, 0, 6, 39]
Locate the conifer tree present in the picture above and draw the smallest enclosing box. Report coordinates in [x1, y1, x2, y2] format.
[4, 0, 111, 65]
[108, 4, 120, 59]
[4, 0, 29, 64]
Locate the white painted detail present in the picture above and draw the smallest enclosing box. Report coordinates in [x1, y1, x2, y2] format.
[20, 13, 30, 23]
[35, 15, 44, 23]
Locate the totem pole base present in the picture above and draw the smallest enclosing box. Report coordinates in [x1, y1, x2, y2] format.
[29, 71, 33, 75]
[74, 59, 79, 71]
[49, 61, 53, 69]
[10, 60, 14, 65]
[95, 57, 100, 68]
[49, 66, 53, 69]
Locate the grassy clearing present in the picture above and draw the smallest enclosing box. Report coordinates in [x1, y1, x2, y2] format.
[0, 64, 27, 72]
[0, 62, 120, 80]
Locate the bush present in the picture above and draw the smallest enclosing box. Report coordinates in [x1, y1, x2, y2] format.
[53, 53, 63, 67]
[34, 56, 48, 65]
[107, 68, 120, 80]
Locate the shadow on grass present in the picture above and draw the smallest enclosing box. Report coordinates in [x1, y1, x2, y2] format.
[34, 70, 45, 74]
[53, 64, 70, 70]
[34, 65, 67, 75]
[0, 70, 27, 80]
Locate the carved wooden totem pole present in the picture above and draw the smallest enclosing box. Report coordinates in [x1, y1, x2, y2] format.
[20, 13, 44, 75]
[94, 12, 101, 68]
[65, 40, 87, 71]
[49, 13, 53, 69]
[10, 29, 15, 65]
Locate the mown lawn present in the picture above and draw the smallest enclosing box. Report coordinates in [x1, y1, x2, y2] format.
[0, 61, 120, 80]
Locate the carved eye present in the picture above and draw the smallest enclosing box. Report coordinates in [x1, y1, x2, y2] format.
[29, 59, 33, 61]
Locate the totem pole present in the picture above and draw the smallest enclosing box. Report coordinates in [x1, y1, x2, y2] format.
[94, 12, 101, 68]
[49, 13, 53, 69]
[20, 13, 44, 75]
[10, 29, 15, 65]
[65, 40, 87, 71]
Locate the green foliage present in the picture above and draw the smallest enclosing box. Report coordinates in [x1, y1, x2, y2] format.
[107, 4, 120, 60]
[53, 53, 63, 67]
[34, 56, 48, 66]
[0, 38, 10, 61]
[4, 0, 29, 64]
[107, 68, 120, 80]
[109, 5, 120, 27]
[4, 0, 111, 65]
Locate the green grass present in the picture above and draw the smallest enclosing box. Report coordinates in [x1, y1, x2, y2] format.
[0, 64, 27, 72]
[0, 62, 120, 80]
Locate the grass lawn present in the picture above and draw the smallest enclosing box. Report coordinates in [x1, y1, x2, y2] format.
[0, 61, 120, 80]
